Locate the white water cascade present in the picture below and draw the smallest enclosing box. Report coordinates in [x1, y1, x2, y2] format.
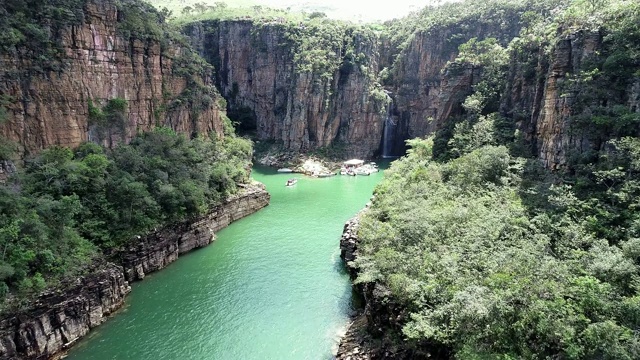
[381, 100, 396, 158]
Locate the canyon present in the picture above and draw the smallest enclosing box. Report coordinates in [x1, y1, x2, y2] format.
[2, 1, 637, 169]
[1, 0, 639, 358]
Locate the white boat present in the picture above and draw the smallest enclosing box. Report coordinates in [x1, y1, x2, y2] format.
[285, 178, 298, 186]
[355, 167, 371, 176]
[277, 168, 293, 173]
[362, 164, 378, 173]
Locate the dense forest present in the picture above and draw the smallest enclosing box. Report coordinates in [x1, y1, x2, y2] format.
[351, 0, 640, 358]
[0, 121, 251, 308]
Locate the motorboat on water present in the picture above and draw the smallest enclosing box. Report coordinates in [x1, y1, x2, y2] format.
[355, 167, 371, 176]
[278, 168, 293, 173]
[285, 178, 298, 186]
[341, 159, 378, 176]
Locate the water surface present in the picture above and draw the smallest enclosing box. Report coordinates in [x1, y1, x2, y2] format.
[67, 164, 386, 360]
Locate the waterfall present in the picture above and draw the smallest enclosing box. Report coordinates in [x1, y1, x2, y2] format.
[382, 97, 396, 158]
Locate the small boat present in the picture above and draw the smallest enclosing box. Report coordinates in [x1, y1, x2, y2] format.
[278, 168, 293, 173]
[285, 178, 298, 186]
[355, 168, 371, 176]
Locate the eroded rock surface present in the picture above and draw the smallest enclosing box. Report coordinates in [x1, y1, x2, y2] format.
[0, 0, 225, 158]
[0, 184, 270, 360]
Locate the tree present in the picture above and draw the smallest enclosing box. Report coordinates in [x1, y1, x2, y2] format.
[214, 2, 228, 11]
[193, 2, 208, 14]
[181, 6, 193, 16]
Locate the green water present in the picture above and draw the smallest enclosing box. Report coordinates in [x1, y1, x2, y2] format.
[66, 164, 386, 360]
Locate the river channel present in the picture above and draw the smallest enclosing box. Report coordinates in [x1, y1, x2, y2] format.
[66, 164, 386, 359]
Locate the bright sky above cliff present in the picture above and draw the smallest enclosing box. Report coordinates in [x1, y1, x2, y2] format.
[151, 0, 460, 22]
[256, 0, 452, 21]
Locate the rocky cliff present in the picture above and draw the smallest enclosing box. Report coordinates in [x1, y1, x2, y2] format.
[0, 0, 225, 158]
[186, 20, 388, 158]
[500, 28, 640, 169]
[337, 214, 417, 360]
[117, 183, 270, 282]
[0, 184, 269, 360]
[0, 262, 130, 360]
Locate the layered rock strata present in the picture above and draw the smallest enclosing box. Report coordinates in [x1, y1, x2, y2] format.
[118, 183, 271, 282]
[0, 263, 130, 360]
[0, 184, 269, 360]
[0, 0, 225, 158]
[186, 20, 387, 158]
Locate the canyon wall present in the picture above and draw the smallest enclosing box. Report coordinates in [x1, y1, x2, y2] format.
[0, 263, 130, 360]
[0, 0, 225, 158]
[3, 2, 635, 169]
[389, 24, 639, 168]
[186, 20, 388, 158]
[117, 183, 270, 282]
[0, 184, 269, 360]
[501, 29, 640, 169]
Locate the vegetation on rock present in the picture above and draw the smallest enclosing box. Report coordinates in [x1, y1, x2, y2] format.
[356, 137, 640, 358]
[348, 0, 640, 358]
[0, 125, 251, 308]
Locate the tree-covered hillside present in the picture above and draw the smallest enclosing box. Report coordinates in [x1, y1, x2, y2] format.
[350, 0, 640, 358]
[0, 120, 251, 309]
[356, 138, 640, 358]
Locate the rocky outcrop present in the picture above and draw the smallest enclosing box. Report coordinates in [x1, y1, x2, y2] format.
[0, 183, 269, 359]
[337, 213, 420, 360]
[339, 214, 362, 280]
[186, 20, 387, 158]
[0, 160, 16, 184]
[530, 31, 602, 169]
[0, 0, 225, 158]
[0, 263, 130, 360]
[117, 183, 270, 282]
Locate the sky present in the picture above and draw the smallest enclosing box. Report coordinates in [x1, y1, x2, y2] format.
[151, 0, 458, 22]
[254, 0, 444, 21]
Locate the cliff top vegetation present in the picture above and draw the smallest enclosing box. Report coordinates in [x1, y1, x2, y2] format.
[0, 124, 252, 312]
[350, 0, 640, 358]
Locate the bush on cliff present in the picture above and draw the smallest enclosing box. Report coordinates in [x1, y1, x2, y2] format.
[0, 127, 252, 306]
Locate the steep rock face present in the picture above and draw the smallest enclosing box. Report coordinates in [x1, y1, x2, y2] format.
[500, 41, 549, 156]
[117, 183, 270, 282]
[0, 263, 130, 359]
[502, 29, 639, 169]
[392, 29, 470, 143]
[533, 31, 602, 169]
[0, 0, 224, 158]
[187, 20, 386, 158]
[389, 21, 522, 153]
[0, 161, 16, 184]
